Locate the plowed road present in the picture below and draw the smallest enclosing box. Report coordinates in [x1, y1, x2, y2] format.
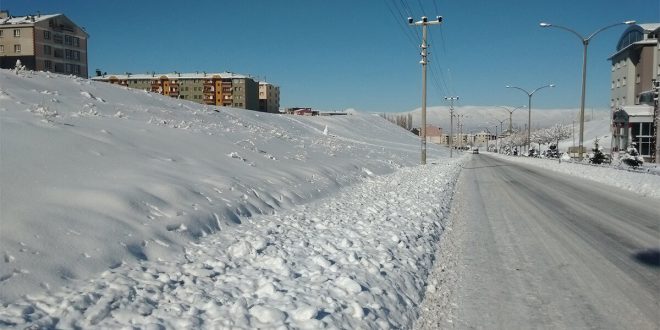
[417, 154, 660, 329]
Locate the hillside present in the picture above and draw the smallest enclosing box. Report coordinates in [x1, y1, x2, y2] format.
[0, 69, 448, 303]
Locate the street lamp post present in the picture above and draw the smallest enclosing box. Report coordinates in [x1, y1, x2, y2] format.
[497, 119, 506, 138]
[506, 84, 555, 154]
[497, 105, 526, 135]
[540, 20, 635, 160]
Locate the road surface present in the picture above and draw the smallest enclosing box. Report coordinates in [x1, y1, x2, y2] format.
[416, 154, 660, 329]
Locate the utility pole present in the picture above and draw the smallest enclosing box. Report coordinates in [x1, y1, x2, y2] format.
[444, 96, 459, 158]
[409, 16, 443, 165]
[457, 114, 465, 150]
[495, 125, 498, 153]
[653, 79, 659, 163]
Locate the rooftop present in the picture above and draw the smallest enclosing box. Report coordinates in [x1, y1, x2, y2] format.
[91, 72, 253, 81]
[0, 12, 60, 25]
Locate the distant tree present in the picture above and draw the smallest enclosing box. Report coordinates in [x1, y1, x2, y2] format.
[14, 59, 26, 74]
[547, 124, 571, 151]
[621, 144, 643, 168]
[589, 138, 606, 164]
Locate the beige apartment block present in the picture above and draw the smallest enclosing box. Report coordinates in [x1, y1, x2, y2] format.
[609, 23, 659, 160]
[259, 82, 281, 113]
[92, 72, 267, 111]
[0, 10, 88, 77]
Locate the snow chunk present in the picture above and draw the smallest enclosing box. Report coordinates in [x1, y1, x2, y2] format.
[249, 305, 286, 323]
[334, 276, 362, 294]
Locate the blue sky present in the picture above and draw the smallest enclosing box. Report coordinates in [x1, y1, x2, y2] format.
[2, 0, 658, 112]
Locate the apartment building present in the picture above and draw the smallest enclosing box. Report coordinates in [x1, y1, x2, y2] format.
[259, 82, 281, 113]
[0, 10, 88, 77]
[92, 72, 268, 111]
[609, 23, 659, 160]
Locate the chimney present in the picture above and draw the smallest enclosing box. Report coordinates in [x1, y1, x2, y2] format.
[0, 10, 9, 19]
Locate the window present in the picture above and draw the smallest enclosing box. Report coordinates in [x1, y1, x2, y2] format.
[65, 63, 80, 74]
[13, 29, 20, 37]
[64, 35, 73, 46]
[0, 30, 3, 37]
[44, 31, 50, 39]
[53, 48, 63, 58]
[636, 74, 641, 83]
[622, 77, 626, 86]
[53, 34, 63, 44]
[65, 49, 79, 60]
[611, 81, 615, 89]
[44, 60, 52, 70]
[14, 44, 21, 53]
[44, 45, 51, 55]
[73, 37, 79, 47]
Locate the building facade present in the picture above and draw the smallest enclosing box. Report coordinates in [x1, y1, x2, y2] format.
[609, 23, 659, 161]
[425, 125, 443, 144]
[0, 10, 88, 77]
[259, 82, 280, 113]
[92, 72, 271, 111]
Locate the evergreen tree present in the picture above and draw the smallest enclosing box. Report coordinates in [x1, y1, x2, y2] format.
[590, 138, 606, 164]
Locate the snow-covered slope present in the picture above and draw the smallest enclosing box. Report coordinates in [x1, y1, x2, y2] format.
[0, 69, 449, 304]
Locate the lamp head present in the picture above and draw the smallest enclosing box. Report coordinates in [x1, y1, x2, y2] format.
[436, 16, 443, 23]
[549, 84, 555, 87]
[422, 16, 428, 23]
[623, 20, 636, 25]
[539, 22, 551, 27]
[408, 17, 413, 24]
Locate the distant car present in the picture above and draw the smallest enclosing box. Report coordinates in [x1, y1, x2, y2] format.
[471, 147, 479, 154]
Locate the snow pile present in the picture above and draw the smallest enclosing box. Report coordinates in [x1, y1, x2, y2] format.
[488, 153, 660, 199]
[0, 68, 452, 309]
[0, 160, 463, 328]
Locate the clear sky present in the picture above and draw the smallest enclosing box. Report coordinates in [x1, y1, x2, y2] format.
[1, 0, 658, 112]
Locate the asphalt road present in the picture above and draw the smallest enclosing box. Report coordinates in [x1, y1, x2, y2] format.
[417, 154, 660, 329]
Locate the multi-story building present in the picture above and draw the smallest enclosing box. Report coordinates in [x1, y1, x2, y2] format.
[609, 23, 659, 161]
[92, 72, 269, 111]
[0, 10, 88, 77]
[259, 82, 281, 113]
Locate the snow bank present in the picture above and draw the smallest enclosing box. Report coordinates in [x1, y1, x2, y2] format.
[0, 158, 464, 328]
[0, 69, 451, 305]
[488, 153, 660, 199]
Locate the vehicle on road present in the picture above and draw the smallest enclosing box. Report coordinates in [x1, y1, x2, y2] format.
[471, 147, 479, 154]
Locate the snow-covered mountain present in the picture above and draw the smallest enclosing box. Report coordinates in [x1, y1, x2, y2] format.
[401, 105, 609, 132]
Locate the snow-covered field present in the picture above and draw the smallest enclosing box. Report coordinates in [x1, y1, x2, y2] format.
[0, 69, 465, 327]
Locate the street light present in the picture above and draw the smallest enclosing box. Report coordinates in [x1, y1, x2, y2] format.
[506, 84, 555, 154]
[496, 105, 526, 135]
[539, 20, 635, 160]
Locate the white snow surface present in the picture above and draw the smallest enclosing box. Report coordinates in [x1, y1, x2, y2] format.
[487, 153, 660, 199]
[0, 69, 463, 328]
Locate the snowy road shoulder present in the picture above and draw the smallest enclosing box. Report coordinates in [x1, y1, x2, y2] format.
[0, 157, 466, 329]
[486, 153, 660, 199]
